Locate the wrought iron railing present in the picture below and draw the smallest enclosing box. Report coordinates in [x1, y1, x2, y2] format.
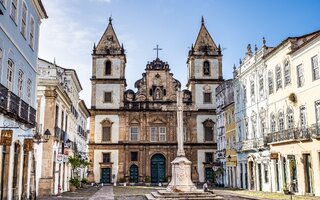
[266, 127, 313, 143]
[8, 91, 20, 117]
[28, 106, 36, 127]
[0, 83, 8, 112]
[19, 100, 29, 123]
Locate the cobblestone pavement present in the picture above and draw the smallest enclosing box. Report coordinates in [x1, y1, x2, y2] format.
[89, 186, 114, 200]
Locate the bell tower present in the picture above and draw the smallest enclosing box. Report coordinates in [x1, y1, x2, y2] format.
[91, 17, 126, 109]
[186, 17, 223, 109]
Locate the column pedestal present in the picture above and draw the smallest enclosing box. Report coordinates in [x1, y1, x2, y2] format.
[167, 156, 196, 192]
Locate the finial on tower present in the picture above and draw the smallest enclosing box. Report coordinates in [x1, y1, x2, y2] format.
[93, 43, 96, 54]
[201, 16, 204, 25]
[233, 64, 236, 71]
[109, 15, 113, 24]
[53, 57, 56, 65]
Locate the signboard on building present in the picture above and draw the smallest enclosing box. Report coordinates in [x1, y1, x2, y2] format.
[56, 154, 64, 164]
[24, 139, 34, 151]
[64, 148, 69, 155]
[270, 153, 279, 159]
[0, 130, 13, 146]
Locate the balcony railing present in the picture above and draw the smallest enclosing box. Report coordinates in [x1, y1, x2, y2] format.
[242, 137, 267, 151]
[20, 100, 29, 123]
[266, 126, 314, 144]
[0, 83, 8, 112]
[0, 83, 36, 127]
[8, 91, 20, 117]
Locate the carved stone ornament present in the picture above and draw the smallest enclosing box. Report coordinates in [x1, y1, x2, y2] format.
[153, 74, 162, 86]
[100, 118, 113, 126]
[203, 84, 211, 92]
[259, 108, 266, 119]
[251, 111, 257, 123]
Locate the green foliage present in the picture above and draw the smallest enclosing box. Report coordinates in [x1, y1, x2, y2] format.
[81, 178, 88, 184]
[144, 176, 151, 183]
[69, 177, 81, 188]
[119, 178, 126, 183]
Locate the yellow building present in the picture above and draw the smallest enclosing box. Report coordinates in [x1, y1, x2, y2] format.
[225, 102, 237, 188]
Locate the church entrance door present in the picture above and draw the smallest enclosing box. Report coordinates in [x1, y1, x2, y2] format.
[101, 168, 111, 183]
[150, 154, 166, 183]
[130, 165, 139, 183]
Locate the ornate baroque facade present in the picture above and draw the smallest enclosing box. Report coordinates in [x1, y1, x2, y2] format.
[88, 18, 223, 184]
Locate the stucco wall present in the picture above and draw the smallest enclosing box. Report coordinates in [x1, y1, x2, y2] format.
[94, 115, 119, 143]
[93, 150, 119, 183]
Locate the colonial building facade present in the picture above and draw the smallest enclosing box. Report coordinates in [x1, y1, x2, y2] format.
[0, 0, 47, 199]
[36, 58, 90, 196]
[234, 30, 320, 196]
[88, 18, 223, 185]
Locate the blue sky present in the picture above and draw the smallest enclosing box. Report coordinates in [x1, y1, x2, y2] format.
[39, 0, 320, 106]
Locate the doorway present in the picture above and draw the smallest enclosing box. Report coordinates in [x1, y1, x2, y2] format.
[150, 154, 166, 183]
[100, 168, 111, 183]
[130, 165, 139, 183]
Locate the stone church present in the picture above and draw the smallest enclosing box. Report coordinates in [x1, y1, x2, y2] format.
[88, 17, 223, 184]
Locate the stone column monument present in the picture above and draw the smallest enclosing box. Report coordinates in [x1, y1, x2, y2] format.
[167, 91, 196, 192]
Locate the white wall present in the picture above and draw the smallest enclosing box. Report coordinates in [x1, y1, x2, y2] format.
[197, 149, 215, 183]
[194, 59, 219, 79]
[94, 115, 119, 143]
[197, 115, 216, 143]
[95, 58, 121, 79]
[93, 150, 119, 183]
[95, 84, 121, 109]
[195, 84, 217, 109]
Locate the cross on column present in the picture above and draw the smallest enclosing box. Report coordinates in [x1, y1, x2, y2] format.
[153, 44, 162, 59]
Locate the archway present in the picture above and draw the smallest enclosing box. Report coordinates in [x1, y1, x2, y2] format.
[12, 143, 21, 199]
[150, 154, 166, 183]
[129, 165, 139, 183]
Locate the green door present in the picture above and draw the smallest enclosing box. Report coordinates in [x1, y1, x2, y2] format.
[151, 154, 166, 183]
[100, 168, 111, 183]
[205, 167, 213, 182]
[130, 165, 139, 183]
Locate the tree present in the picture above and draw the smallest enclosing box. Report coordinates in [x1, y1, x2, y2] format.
[68, 156, 81, 178]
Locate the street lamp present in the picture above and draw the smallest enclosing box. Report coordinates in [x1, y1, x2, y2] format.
[33, 129, 51, 144]
[227, 155, 232, 162]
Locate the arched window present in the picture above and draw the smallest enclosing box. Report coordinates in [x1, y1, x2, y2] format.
[105, 60, 111, 75]
[287, 108, 294, 129]
[284, 60, 291, 86]
[18, 70, 24, 97]
[275, 65, 282, 90]
[7, 59, 14, 91]
[21, 2, 27, 38]
[268, 71, 274, 94]
[278, 111, 284, 131]
[27, 79, 32, 104]
[270, 114, 276, 132]
[203, 60, 210, 75]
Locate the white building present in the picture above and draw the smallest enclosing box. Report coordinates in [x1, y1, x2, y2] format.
[36, 58, 90, 196]
[265, 30, 320, 196]
[234, 42, 273, 191]
[0, 0, 47, 199]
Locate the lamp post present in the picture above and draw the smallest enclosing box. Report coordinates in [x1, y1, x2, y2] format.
[31, 128, 51, 200]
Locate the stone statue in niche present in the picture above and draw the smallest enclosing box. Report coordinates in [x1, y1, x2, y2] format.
[154, 87, 162, 100]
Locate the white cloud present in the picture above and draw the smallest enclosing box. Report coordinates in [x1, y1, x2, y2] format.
[39, 1, 99, 106]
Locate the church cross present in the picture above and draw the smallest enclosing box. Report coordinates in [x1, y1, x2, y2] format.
[153, 45, 162, 59]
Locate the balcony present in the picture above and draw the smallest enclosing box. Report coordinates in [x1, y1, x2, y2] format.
[266, 127, 314, 144]
[0, 83, 8, 113]
[242, 137, 267, 151]
[234, 142, 243, 152]
[28, 107, 36, 127]
[8, 91, 20, 118]
[19, 100, 29, 123]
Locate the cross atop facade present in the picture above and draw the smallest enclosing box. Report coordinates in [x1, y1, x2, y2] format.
[153, 44, 162, 59]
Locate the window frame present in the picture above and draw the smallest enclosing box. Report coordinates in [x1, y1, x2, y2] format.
[205, 152, 213, 163]
[203, 92, 212, 104]
[104, 91, 112, 103]
[102, 153, 111, 163]
[131, 152, 138, 161]
[284, 60, 291, 86]
[101, 126, 111, 142]
[268, 71, 274, 95]
[159, 127, 166, 142]
[259, 74, 264, 95]
[29, 16, 35, 49]
[203, 60, 210, 76]
[150, 127, 158, 142]
[10, 0, 18, 24]
[311, 55, 319, 81]
[275, 65, 282, 90]
[299, 105, 307, 128]
[17, 70, 23, 98]
[26, 79, 31, 104]
[287, 108, 294, 129]
[297, 64, 304, 87]
[270, 114, 276, 132]
[130, 126, 139, 141]
[7, 59, 14, 91]
[105, 60, 112, 75]
[278, 112, 284, 131]
[21, 2, 27, 38]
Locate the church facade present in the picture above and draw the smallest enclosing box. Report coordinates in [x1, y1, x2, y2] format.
[88, 18, 223, 184]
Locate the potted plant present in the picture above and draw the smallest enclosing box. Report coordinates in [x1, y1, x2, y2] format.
[69, 177, 80, 192]
[144, 176, 151, 186]
[283, 183, 290, 195]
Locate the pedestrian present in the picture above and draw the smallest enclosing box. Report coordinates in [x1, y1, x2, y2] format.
[203, 181, 208, 192]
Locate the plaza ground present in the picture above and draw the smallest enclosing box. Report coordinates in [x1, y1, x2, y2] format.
[37, 185, 320, 200]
